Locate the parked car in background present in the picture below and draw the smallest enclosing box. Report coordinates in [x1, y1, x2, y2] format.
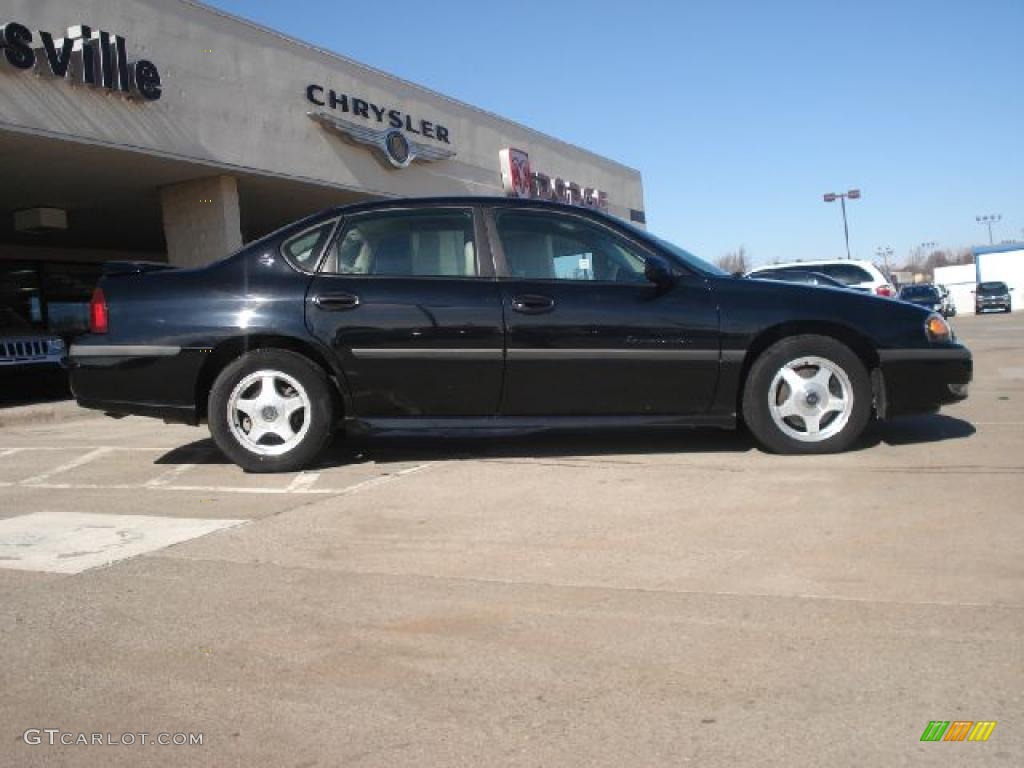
[0, 308, 66, 373]
[898, 284, 945, 314]
[935, 284, 956, 317]
[975, 281, 1013, 314]
[69, 197, 971, 472]
[746, 259, 896, 296]
[744, 269, 850, 289]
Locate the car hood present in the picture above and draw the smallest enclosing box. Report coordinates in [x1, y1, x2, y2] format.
[715, 274, 941, 348]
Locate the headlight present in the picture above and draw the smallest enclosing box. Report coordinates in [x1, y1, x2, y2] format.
[47, 338, 65, 353]
[925, 313, 951, 343]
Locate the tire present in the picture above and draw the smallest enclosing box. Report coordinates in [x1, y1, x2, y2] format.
[208, 348, 336, 473]
[742, 335, 872, 455]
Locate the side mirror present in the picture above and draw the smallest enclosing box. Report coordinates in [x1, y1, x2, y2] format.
[644, 256, 675, 287]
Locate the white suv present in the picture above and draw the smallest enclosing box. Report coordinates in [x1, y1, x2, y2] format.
[746, 259, 896, 297]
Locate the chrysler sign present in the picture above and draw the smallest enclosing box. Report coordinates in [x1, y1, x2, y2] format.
[306, 84, 455, 169]
[0, 20, 161, 100]
[499, 148, 608, 210]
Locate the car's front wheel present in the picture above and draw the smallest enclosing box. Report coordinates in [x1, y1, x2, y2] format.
[742, 335, 872, 454]
[208, 349, 335, 473]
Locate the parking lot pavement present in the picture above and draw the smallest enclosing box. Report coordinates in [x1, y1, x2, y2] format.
[1, 312, 1022, 766]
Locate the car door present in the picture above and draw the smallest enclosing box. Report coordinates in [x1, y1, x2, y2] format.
[305, 206, 504, 418]
[488, 207, 720, 417]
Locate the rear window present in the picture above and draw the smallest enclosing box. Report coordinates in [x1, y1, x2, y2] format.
[814, 264, 874, 285]
[900, 285, 939, 299]
[281, 220, 338, 272]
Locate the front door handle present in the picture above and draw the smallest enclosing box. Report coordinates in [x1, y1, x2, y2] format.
[511, 294, 555, 314]
[313, 292, 360, 311]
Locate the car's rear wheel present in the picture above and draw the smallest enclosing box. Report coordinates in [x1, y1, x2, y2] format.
[208, 349, 335, 473]
[742, 335, 872, 454]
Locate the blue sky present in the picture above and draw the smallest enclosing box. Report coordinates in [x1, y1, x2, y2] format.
[206, 0, 1023, 267]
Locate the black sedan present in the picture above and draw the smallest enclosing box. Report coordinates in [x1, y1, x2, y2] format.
[69, 198, 972, 472]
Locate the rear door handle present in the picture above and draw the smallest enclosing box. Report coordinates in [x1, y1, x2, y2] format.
[312, 292, 360, 311]
[511, 294, 555, 314]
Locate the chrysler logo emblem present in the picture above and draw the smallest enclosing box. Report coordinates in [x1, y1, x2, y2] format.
[308, 110, 456, 169]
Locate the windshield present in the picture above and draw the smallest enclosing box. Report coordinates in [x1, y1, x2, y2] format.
[978, 281, 1008, 295]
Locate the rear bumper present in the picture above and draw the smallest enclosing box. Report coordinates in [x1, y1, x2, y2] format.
[69, 344, 202, 425]
[877, 346, 972, 418]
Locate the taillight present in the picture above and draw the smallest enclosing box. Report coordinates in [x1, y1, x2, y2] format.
[875, 284, 895, 297]
[89, 287, 108, 333]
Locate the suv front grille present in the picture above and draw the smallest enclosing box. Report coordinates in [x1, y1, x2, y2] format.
[1, 338, 49, 362]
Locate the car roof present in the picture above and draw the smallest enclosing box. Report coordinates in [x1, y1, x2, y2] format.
[753, 268, 828, 277]
[749, 259, 879, 271]
[750, 269, 844, 283]
[324, 196, 613, 218]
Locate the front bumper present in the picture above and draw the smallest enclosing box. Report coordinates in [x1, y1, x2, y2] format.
[1, 337, 66, 370]
[877, 346, 972, 418]
[976, 299, 1010, 312]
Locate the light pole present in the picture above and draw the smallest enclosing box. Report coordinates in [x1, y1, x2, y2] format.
[975, 214, 1001, 245]
[824, 189, 861, 259]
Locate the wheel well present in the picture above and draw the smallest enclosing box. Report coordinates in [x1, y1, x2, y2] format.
[736, 322, 880, 413]
[195, 335, 345, 420]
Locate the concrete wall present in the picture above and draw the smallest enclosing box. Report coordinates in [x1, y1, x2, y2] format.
[160, 175, 241, 267]
[0, 0, 644, 220]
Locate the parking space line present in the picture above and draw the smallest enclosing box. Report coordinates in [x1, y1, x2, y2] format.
[20, 447, 115, 485]
[10, 462, 436, 497]
[286, 472, 321, 493]
[146, 463, 198, 487]
[0, 448, 26, 457]
[21, 481, 334, 495]
[328, 462, 434, 497]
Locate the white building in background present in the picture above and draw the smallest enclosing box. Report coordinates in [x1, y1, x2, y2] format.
[1, 0, 645, 335]
[975, 245, 1024, 312]
[933, 263, 977, 317]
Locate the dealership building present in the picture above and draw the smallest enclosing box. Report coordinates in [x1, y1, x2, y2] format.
[0, 0, 645, 336]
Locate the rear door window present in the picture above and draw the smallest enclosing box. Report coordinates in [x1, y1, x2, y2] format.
[320, 208, 478, 277]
